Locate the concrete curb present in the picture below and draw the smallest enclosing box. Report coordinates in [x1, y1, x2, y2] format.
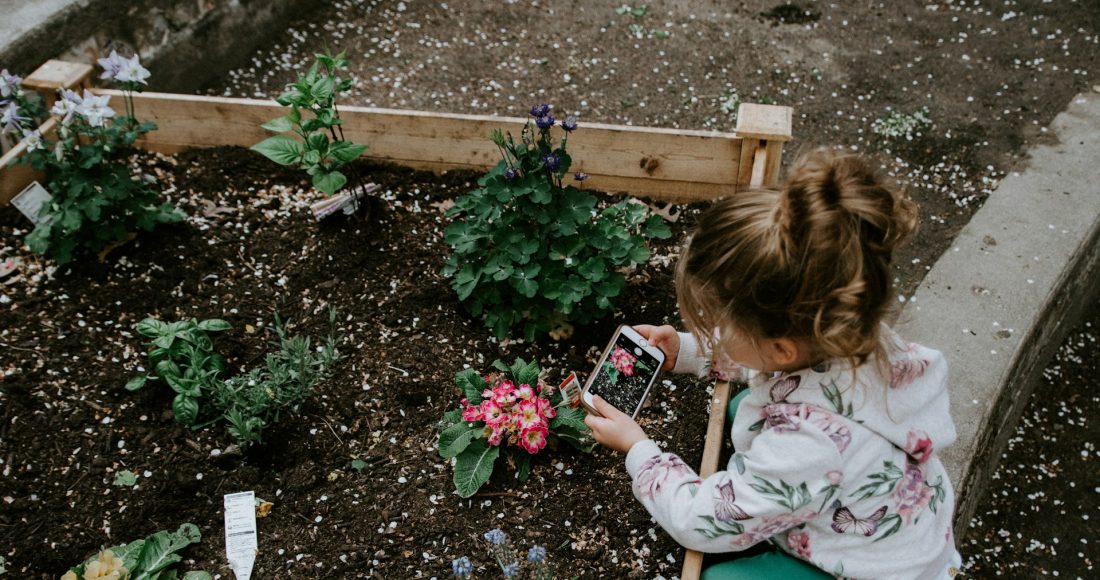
[896, 92, 1100, 528]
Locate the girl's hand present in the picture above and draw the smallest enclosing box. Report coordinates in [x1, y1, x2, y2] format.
[633, 324, 680, 372]
[584, 396, 649, 454]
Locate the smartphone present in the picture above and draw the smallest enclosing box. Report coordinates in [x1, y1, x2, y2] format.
[581, 325, 666, 419]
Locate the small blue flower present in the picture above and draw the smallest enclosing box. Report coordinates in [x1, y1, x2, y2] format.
[561, 115, 578, 132]
[573, 172, 588, 182]
[452, 556, 473, 578]
[504, 167, 519, 180]
[542, 153, 561, 172]
[484, 528, 507, 546]
[535, 114, 555, 130]
[527, 544, 547, 563]
[529, 103, 551, 117]
[502, 563, 520, 578]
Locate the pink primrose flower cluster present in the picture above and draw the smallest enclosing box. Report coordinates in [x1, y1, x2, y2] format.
[461, 374, 556, 454]
[609, 346, 637, 376]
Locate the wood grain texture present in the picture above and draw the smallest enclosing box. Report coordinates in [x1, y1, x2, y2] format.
[735, 103, 793, 142]
[680, 380, 734, 580]
[0, 117, 55, 204]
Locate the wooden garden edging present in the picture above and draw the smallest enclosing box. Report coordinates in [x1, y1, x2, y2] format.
[0, 59, 792, 580]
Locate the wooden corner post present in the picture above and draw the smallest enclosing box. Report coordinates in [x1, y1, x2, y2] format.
[679, 103, 793, 580]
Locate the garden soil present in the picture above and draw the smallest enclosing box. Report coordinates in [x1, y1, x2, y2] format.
[1, 0, 1098, 578]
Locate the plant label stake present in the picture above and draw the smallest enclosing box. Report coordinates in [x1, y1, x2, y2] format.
[11, 181, 52, 225]
[223, 491, 258, 580]
[309, 182, 378, 221]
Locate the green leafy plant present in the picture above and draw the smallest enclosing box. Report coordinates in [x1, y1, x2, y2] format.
[209, 312, 342, 447]
[128, 310, 342, 448]
[252, 50, 369, 197]
[871, 107, 932, 140]
[61, 523, 209, 580]
[126, 317, 231, 425]
[19, 53, 182, 264]
[442, 104, 671, 340]
[112, 470, 138, 487]
[438, 358, 594, 498]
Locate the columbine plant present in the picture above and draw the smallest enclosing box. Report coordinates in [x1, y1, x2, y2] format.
[442, 103, 671, 340]
[438, 358, 593, 497]
[61, 523, 210, 580]
[0, 69, 48, 149]
[252, 50, 369, 199]
[19, 52, 181, 264]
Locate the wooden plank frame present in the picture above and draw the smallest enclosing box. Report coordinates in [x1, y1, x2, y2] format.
[3, 77, 791, 206]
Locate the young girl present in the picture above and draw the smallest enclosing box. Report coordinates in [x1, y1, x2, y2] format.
[585, 149, 961, 579]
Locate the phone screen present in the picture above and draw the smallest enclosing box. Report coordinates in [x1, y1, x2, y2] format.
[587, 332, 662, 416]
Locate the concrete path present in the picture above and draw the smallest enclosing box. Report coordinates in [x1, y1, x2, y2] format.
[897, 91, 1100, 525]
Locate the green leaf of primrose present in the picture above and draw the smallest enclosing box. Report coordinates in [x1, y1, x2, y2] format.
[454, 368, 487, 403]
[453, 438, 500, 498]
[134, 523, 202, 577]
[251, 135, 303, 166]
[515, 453, 531, 481]
[438, 421, 481, 459]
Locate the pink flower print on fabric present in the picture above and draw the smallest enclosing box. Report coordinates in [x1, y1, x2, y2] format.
[786, 530, 812, 560]
[634, 454, 698, 500]
[905, 429, 934, 465]
[763, 403, 852, 453]
[769, 374, 802, 402]
[730, 511, 817, 548]
[714, 478, 753, 522]
[890, 355, 930, 389]
[610, 346, 637, 376]
[892, 463, 933, 524]
[831, 505, 887, 536]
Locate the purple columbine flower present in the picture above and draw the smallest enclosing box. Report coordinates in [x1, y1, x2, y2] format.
[51, 89, 83, 126]
[504, 167, 519, 180]
[97, 50, 126, 81]
[0, 69, 21, 98]
[529, 103, 551, 117]
[542, 153, 561, 172]
[115, 54, 151, 85]
[561, 115, 578, 132]
[21, 128, 44, 151]
[535, 114, 555, 130]
[78, 90, 115, 128]
[573, 172, 588, 181]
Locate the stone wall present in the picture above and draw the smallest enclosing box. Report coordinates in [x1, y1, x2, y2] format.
[1, 0, 322, 92]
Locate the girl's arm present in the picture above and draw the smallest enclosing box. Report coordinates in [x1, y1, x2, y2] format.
[624, 417, 844, 553]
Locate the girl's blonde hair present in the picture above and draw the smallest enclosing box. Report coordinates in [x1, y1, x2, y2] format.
[677, 148, 918, 370]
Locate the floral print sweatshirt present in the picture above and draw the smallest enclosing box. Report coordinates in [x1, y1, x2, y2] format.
[624, 331, 962, 579]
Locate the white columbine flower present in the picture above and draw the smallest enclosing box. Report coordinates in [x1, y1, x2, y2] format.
[21, 128, 44, 151]
[97, 50, 126, 81]
[1, 102, 24, 131]
[51, 89, 83, 125]
[78, 89, 115, 127]
[115, 54, 150, 85]
[0, 69, 20, 98]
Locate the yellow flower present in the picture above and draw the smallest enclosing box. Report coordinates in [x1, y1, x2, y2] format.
[61, 571, 78, 580]
[82, 549, 127, 580]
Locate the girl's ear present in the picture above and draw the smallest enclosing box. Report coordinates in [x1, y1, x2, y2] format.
[767, 337, 805, 370]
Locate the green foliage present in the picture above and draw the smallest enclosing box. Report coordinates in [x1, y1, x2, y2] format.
[871, 107, 932, 140]
[439, 358, 596, 498]
[252, 50, 369, 196]
[442, 109, 671, 340]
[113, 470, 138, 487]
[64, 523, 209, 580]
[211, 312, 342, 447]
[129, 310, 342, 448]
[20, 77, 182, 265]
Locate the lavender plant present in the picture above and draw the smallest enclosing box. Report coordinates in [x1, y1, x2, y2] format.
[252, 50, 369, 198]
[442, 104, 671, 340]
[18, 52, 182, 264]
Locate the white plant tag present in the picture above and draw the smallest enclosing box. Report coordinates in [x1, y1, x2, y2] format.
[223, 491, 258, 580]
[11, 181, 52, 225]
